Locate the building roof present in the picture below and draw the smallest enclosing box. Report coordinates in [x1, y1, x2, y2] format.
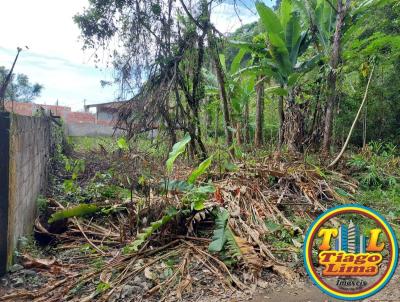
[84, 100, 127, 110]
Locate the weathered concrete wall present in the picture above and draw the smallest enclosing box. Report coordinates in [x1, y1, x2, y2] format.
[67, 122, 122, 137]
[0, 113, 51, 274]
[0, 113, 11, 274]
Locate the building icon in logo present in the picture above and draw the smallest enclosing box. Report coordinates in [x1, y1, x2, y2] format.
[334, 221, 368, 253]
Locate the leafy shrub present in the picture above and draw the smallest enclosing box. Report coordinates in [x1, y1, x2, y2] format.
[348, 141, 400, 189]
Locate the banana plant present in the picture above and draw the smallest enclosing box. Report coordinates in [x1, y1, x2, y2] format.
[230, 0, 322, 149]
[232, 0, 321, 91]
[295, 0, 337, 55]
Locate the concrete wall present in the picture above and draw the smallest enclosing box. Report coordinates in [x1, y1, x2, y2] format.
[0, 112, 52, 274]
[67, 122, 122, 137]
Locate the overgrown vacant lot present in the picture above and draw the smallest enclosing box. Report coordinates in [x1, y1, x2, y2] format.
[0, 136, 399, 301]
[1, 0, 400, 301]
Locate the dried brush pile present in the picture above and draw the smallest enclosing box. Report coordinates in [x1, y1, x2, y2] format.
[0, 145, 358, 302]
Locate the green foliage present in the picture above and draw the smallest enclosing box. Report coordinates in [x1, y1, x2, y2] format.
[348, 142, 400, 189]
[63, 156, 85, 180]
[86, 171, 130, 200]
[166, 134, 191, 173]
[123, 207, 178, 253]
[303, 0, 336, 53]
[208, 208, 253, 263]
[187, 156, 213, 184]
[255, 0, 313, 80]
[164, 180, 194, 192]
[185, 183, 215, 211]
[0, 66, 43, 102]
[117, 137, 129, 151]
[256, 2, 283, 37]
[62, 156, 85, 193]
[48, 204, 99, 223]
[36, 195, 48, 215]
[224, 228, 244, 259]
[70, 137, 114, 152]
[209, 208, 230, 252]
[264, 219, 281, 233]
[95, 282, 110, 295]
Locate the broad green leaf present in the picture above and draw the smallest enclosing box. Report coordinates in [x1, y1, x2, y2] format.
[193, 199, 205, 211]
[188, 156, 213, 184]
[285, 12, 301, 64]
[280, 0, 293, 29]
[315, 0, 335, 52]
[194, 184, 216, 194]
[351, 0, 389, 17]
[63, 179, 75, 192]
[209, 208, 229, 252]
[123, 210, 177, 253]
[228, 40, 266, 55]
[288, 73, 300, 87]
[49, 204, 99, 223]
[295, 54, 322, 73]
[166, 134, 191, 173]
[268, 33, 291, 75]
[224, 162, 238, 172]
[243, 74, 256, 93]
[291, 32, 309, 64]
[165, 180, 194, 192]
[256, 1, 283, 38]
[232, 65, 264, 78]
[265, 86, 288, 96]
[230, 49, 246, 74]
[219, 54, 226, 72]
[231, 95, 242, 113]
[117, 137, 129, 150]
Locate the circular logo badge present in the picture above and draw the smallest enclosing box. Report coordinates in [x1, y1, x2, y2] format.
[304, 205, 398, 301]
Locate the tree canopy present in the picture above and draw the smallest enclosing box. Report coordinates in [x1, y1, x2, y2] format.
[74, 0, 400, 156]
[0, 66, 43, 102]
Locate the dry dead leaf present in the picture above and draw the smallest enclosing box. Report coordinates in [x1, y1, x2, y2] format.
[144, 267, 155, 280]
[22, 254, 56, 269]
[272, 265, 298, 281]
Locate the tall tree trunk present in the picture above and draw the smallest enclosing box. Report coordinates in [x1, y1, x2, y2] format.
[255, 80, 264, 147]
[211, 45, 233, 149]
[244, 102, 250, 144]
[283, 87, 305, 153]
[322, 0, 351, 154]
[236, 121, 242, 145]
[214, 106, 220, 144]
[204, 96, 212, 137]
[278, 94, 285, 148]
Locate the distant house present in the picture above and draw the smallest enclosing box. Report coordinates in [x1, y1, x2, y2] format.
[84, 101, 126, 126]
[4, 100, 126, 137]
[5, 101, 71, 119]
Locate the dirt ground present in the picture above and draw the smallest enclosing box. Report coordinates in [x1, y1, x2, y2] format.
[1, 263, 398, 301]
[251, 268, 400, 302]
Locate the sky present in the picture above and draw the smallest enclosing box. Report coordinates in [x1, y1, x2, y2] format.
[0, 0, 274, 111]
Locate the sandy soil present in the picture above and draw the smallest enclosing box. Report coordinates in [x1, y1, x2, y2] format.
[250, 267, 400, 302]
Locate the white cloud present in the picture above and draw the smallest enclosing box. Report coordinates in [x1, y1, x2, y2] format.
[211, 3, 259, 34]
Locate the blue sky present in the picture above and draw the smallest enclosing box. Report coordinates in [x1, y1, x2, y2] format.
[0, 0, 274, 111]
